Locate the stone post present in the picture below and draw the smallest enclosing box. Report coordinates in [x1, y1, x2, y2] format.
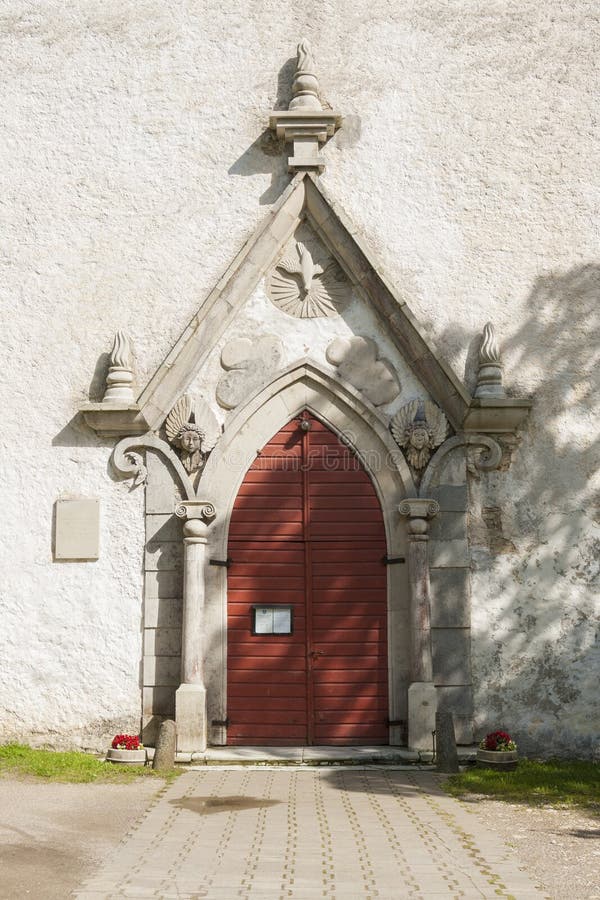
[399, 498, 439, 751]
[174, 500, 216, 753]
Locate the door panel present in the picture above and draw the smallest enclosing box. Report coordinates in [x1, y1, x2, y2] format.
[226, 413, 388, 746]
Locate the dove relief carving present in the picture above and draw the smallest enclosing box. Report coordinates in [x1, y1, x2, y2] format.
[266, 241, 351, 318]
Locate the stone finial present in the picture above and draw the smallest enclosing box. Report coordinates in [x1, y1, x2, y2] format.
[289, 40, 322, 111]
[103, 331, 135, 403]
[474, 322, 505, 399]
[269, 40, 341, 173]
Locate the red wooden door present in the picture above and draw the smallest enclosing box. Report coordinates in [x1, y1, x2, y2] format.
[227, 412, 388, 745]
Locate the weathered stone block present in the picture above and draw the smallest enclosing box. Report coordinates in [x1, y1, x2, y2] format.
[438, 451, 467, 487]
[143, 686, 176, 717]
[144, 627, 182, 656]
[429, 511, 467, 542]
[430, 568, 471, 627]
[432, 628, 472, 685]
[432, 484, 468, 512]
[145, 454, 182, 514]
[436, 684, 474, 714]
[144, 571, 183, 600]
[141, 715, 165, 747]
[145, 513, 182, 543]
[430, 539, 469, 568]
[436, 686, 474, 744]
[144, 596, 183, 628]
[408, 682, 437, 751]
[145, 542, 183, 571]
[435, 709, 459, 772]
[176, 683, 207, 752]
[152, 719, 177, 770]
[143, 655, 181, 686]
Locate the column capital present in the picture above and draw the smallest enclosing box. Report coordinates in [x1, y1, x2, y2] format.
[175, 500, 216, 522]
[398, 498, 440, 520]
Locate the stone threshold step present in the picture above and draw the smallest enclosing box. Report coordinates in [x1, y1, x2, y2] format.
[144, 745, 478, 767]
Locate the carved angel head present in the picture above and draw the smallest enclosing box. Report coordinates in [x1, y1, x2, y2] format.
[390, 399, 448, 473]
[165, 394, 220, 477]
[177, 424, 205, 454]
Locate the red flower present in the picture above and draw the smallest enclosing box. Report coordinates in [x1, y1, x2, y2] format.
[111, 734, 141, 750]
[480, 730, 516, 751]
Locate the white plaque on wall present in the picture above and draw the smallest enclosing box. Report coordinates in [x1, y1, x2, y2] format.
[55, 498, 100, 560]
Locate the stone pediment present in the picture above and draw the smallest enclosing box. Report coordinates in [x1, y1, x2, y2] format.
[82, 170, 529, 440]
[81, 37, 530, 444]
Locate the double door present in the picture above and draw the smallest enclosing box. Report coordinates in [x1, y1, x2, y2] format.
[226, 413, 388, 745]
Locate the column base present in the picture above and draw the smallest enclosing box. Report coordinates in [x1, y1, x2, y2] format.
[408, 682, 437, 751]
[175, 683, 207, 752]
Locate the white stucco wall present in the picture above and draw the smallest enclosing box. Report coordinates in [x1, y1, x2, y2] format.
[1, 1, 598, 753]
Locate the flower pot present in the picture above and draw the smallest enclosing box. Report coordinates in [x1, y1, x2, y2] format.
[106, 747, 147, 766]
[476, 749, 518, 771]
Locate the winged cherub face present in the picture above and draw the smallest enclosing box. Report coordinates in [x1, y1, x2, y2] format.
[409, 424, 430, 450]
[180, 429, 203, 452]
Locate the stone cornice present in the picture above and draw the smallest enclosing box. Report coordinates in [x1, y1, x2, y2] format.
[462, 398, 532, 434]
[81, 403, 149, 438]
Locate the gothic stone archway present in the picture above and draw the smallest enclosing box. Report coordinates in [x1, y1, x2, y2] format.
[200, 362, 410, 747]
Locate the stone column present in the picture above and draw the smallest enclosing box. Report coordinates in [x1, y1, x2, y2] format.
[174, 500, 216, 753]
[399, 498, 439, 751]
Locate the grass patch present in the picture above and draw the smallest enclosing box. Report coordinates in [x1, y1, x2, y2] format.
[445, 759, 600, 814]
[0, 743, 181, 784]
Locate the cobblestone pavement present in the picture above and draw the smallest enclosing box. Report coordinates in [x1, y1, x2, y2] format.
[76, 767, 546, 899]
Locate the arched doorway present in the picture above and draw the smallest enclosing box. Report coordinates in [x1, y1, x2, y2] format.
[226, 411, 388, 745]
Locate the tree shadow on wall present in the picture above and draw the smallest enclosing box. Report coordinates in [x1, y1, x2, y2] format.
[228, 58, 296, 206]
[445, 264, 600, 758]
[140, 265, 600, 759]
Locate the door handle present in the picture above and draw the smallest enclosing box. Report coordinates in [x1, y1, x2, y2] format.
[309, 649, 325, 659]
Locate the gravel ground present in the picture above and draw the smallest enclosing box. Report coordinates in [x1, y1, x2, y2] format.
[0, 776, 163, 899]
[461, 796, 600, 900]
[0, 775, 598, 899]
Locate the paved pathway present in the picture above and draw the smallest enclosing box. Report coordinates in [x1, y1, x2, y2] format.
[76, 767, 546, 899]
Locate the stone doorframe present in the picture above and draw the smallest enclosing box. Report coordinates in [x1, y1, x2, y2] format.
[199, 359, 413, 748]
[111, 359, 513, 752]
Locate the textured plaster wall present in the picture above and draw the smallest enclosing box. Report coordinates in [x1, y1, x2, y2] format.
[0, 1, 598, 753]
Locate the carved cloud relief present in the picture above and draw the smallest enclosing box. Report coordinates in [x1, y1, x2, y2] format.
[216, 336, 284, 410]
[326, 336, 400, 406]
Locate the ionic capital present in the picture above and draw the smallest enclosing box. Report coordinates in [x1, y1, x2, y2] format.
[398, 498, 439, 520]
[175, 501, 216, 542]
[175, 500, 216, 522]
[399, 498, 439, 541]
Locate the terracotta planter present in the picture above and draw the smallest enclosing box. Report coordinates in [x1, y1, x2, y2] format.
[476, 749, 518, 771]
[106, 747, 146, 766]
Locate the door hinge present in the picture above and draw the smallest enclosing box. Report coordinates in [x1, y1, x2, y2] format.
[209, 558, 233, 568]
[382, 555, 406, 565]
[211, 718, 229, 727]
